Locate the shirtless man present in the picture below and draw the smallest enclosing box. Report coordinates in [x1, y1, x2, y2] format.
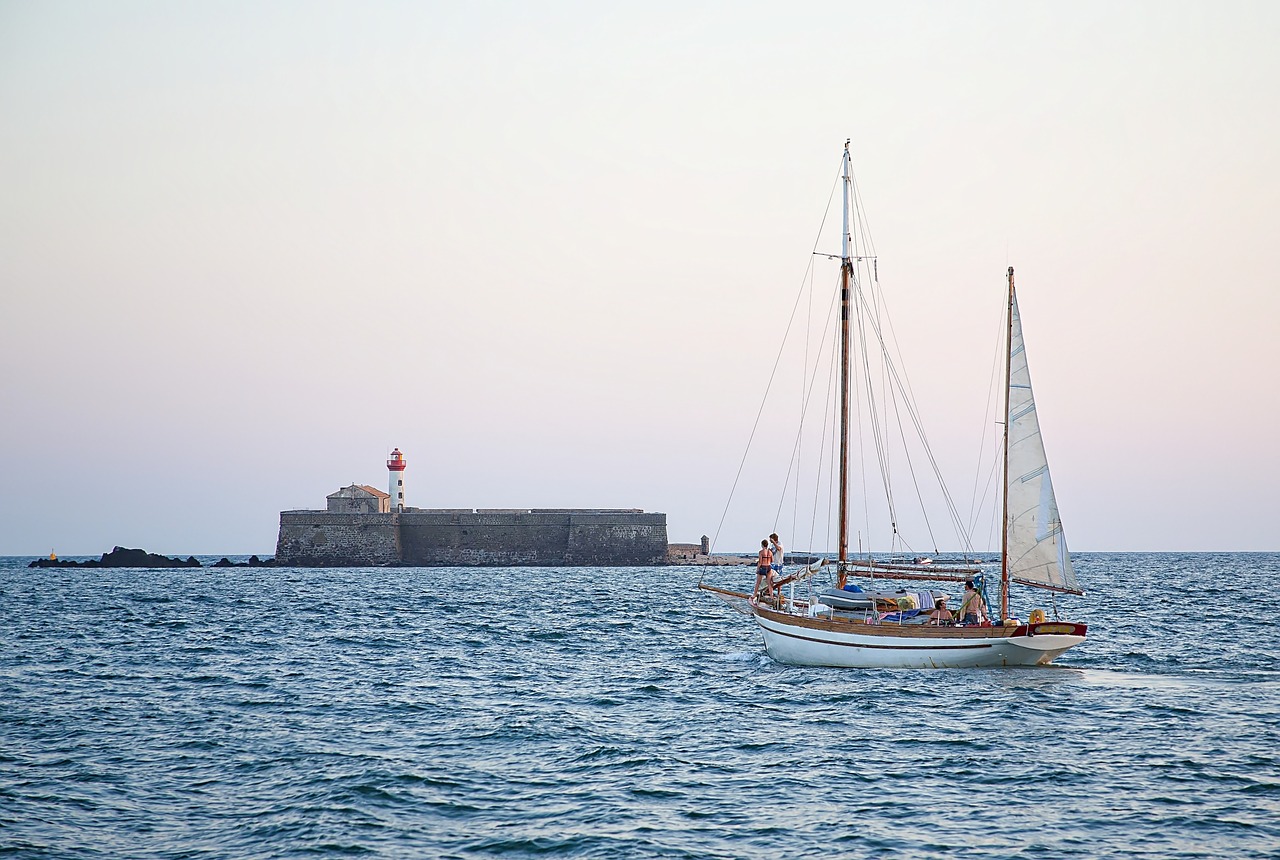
[958, 581, 989, 625]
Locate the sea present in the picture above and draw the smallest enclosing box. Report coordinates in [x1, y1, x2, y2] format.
[2, 552, 1277, 859]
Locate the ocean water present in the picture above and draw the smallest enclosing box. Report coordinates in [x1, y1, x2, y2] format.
[2, 553, 1277, 859]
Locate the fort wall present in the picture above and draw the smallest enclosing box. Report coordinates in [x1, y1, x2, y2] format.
[275, 512, 401, 567]
[275, 508, 668, 567]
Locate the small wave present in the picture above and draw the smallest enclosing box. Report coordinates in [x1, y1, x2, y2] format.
[718, 650, 766, 663]
[1076, 669, 1200, 691]
[460, 834, 623, 856]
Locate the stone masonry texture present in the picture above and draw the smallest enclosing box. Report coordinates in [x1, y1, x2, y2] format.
[275, 509, 668, 567]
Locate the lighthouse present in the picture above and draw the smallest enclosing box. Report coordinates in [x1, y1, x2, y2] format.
[387, 448, 407, 512]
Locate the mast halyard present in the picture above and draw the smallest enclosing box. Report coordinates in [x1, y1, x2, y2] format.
[1000, 266, 1015, 622]
[838, 141, 853, 577]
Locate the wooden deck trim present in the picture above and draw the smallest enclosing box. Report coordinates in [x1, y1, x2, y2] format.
[698, 584, 751, 600]
[754, 603, 1021, 639]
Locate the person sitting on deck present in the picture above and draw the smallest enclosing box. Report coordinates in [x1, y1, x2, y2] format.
[958, 581, 989, 625]
[753, 540, 775, 601]
[928, 597, 954, 626]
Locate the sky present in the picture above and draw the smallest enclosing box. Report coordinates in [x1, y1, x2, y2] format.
[2, 0, 1278, 555]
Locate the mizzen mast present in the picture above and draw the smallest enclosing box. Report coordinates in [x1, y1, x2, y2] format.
[1000, 266, 1015, 622]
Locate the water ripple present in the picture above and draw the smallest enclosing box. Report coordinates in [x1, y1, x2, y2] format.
[2, 554, 1279, 858]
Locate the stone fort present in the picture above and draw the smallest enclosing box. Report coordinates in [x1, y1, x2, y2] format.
[274, 450, 672, 566]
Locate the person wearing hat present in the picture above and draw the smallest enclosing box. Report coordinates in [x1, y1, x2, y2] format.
[928, 596, 954, 626]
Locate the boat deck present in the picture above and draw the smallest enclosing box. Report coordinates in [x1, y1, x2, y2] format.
[698, 585, 1086, 641]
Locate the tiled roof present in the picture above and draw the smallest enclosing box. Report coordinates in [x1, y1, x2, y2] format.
[327, 484, 391, 500]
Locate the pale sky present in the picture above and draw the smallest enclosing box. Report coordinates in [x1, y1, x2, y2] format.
[2, 1, 1278, 555]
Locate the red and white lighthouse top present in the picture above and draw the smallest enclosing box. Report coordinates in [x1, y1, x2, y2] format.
[387, 448, 407, 471]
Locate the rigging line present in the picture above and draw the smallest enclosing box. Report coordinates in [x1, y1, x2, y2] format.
[852, 272, 873, 560]
[851, 286, 974, 551]
[849, 278, 956, 521]
[827, 281, 842, 562]
[970, 428, 1002, 531]
[972, 437, 1002, 551]
[967, 296, 1010, 538]
[849, 168, 879, 258]
[789, 264, 812, 543]
[967, 346, 1002, 540]
[849, 254, 895, 540]
[884, 367, 941, 554]
[866, 273, 922, 432]
[768, 272, 839, 524]
[788, 250, 819, 540]
[864, 270, 944, 556]
[852, 156, 911, 560]
[848, 161, 883, 561]
[854, 275, 898, 536]
[709, 167, 843, 556]
[869, 264, 895, 540]
[868, 276, 980, 556]
[807, 316, 839, 560]
[826, 336, 838, 560]
[855, 270, 954, 546]
[774, 273, 841, 530]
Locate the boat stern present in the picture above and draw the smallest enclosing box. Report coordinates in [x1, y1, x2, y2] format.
[1005, 621, 1088, 665]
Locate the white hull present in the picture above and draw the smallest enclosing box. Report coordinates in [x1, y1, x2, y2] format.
[754, 607, 1085, 669]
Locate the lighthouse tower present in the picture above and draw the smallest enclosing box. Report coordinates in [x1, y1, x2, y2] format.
[387, 448, 407, 512]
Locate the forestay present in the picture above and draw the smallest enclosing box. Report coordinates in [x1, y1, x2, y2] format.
[1006, 291, 1082, 594]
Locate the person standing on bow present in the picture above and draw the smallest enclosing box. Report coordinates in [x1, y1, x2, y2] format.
[753, 539, 775, 601]
[769, 533, 784, 583]
[958, 580, 989, 625]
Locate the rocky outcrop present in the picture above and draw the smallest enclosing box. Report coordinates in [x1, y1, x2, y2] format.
[29, 546, 203, 569]
[211, 555, 271, 567]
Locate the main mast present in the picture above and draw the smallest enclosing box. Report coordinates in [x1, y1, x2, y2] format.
[838, 142, 853, 572]
[1000, 266, 1014, 622]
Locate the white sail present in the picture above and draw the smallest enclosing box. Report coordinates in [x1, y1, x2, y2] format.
[1006, 291, 1082, 594]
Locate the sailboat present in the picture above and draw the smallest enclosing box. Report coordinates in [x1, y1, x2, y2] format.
[700, 144, 1086, 668]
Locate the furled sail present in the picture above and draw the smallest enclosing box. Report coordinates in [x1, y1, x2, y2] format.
[1006, 291, 1082, 594]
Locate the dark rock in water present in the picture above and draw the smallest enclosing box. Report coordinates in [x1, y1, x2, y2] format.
[209, 555, 275, 568]
[97, 547, 201, 568]
[29, 556, 76, 568]
[30, 549, 276, 569]
[29, 546, 203, 569]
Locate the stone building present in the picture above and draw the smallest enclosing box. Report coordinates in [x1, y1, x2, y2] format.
[278, 450, 671, 566]
[666, 535, 713, 565]
[326, 484, 391, 515]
